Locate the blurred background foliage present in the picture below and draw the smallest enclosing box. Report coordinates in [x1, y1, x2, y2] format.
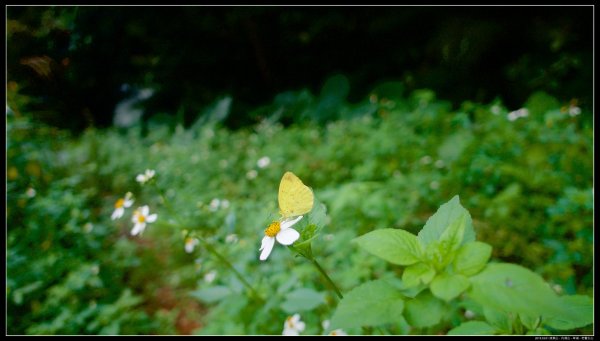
[6, 5, 593, 335]
[7, 6, 592, 131]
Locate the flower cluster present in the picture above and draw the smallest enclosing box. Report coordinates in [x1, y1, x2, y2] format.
[110, 170, 158, 236]
[507, 108, 529, 121]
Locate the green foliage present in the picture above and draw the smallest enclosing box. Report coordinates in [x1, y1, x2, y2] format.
[7, 81, 592, 335]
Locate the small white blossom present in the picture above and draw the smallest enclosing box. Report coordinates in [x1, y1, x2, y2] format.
[131, 205, 157, 236]
[220, 199, 230, 209]
[246, 169, 258, 180]
[204, 270, 217, 283]
[111, 192, 134, 220]
[25, 187, 36, 198]
[328, 329, 348, 336]
[464, 310, 476, 319]
[185, 237, 200, 253]
[259, 216, 303, 261]
[420, 155, 432, 165]
[434, 159, 445, 168]
[568, 106, 581, 117]
[84, 223, 94, 233]
[225, 234, 239, 244]
[322, 320, 331, 330]
[136, 169, 156, 184]
[507, 108, 529, 121]
[209, 198, 221, 212]
[490, 104, 502, 115]
[282, 314, 305, 336]
[257, 156, 271, 169]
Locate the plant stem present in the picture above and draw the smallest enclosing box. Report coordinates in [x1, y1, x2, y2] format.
[311, 258, 343, 300]
[200, 239, 265, 304]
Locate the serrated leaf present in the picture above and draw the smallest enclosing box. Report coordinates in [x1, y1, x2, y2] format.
[353, 228, 423, 266]
[430, 273, 470, 301]
[330, 279, 405, 329]
[483, 306, 512, 333]
[404, 291, 445, 328]
[447, 321, 498, 335]
[402, 262, 435, 288]
[417, 195, 475, 247]
[280, 288, 326, 313]
[453, 241, 492, 276]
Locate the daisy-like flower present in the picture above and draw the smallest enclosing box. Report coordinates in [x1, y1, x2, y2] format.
[136, 169, 156, 184]
[131, 205, 157, 236]
[257, 156, 271, 169]
[328, 329, 348, 336]
[259, 216, 303, 261]
[184, 237, 200, 253]
[204, 270, 217, 283]
[111, 192, 134, 220]
[282, 314, 306, 336]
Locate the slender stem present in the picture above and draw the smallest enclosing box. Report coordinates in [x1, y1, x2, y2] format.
[201, 240, 265, 304]
[311, 258, 343, 300]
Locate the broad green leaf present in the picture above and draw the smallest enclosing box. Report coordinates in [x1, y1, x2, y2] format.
[404, 291, 445, 328]
[402, 262, 435, 288]
[544, 295, 593, 330]
[453, 242, 492, 276]
[308, 197, 327, 230]
[417, 195, 475, 247]
[353, 228, 423, 265]
[483, 306, 512, 333]
[468, 263, 592, 328]
[330, 279, 405, 329]
[190, 286, 232, 303]
[280, 288, 326, 313]
[438, 212, 467, 253]
[447, 321, 498, 335]
[519, 313, 541, 331]
[430, 273, 470, 301]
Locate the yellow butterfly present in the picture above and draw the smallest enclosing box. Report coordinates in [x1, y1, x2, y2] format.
[278, 171, 314, 219]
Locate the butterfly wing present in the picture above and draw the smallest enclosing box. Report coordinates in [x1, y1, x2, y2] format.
[278, 171, 314, 218]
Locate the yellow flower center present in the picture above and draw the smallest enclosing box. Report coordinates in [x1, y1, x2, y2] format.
[264, 221, 281, 237]
[114, 198, 125, 208]
[137, 214, 146, 223]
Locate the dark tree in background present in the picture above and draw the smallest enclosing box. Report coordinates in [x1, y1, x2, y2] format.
[7, 6, 593, 132]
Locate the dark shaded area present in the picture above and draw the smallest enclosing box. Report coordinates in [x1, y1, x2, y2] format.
[7, 6, 593, 132]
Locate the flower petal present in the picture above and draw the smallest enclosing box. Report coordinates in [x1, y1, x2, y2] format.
[141, 205, 149, 216]
[136, 174, 145, 182]
[280, 215, 303, 230]
[124, 199, 134, 207]
[259, 236, 275, 261]
[276, 228, 300, 245]
[146, 214, 157, 223]
[131, 223, 145, 236]
[111, 207, 123, 220]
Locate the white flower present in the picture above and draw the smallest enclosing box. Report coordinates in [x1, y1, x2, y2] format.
[225, 234, 239, 244]
[490, 104, 502, 115]
[507, 108, 529, 121]
[259, 216, 303, 261]
[257, 156, 271, 169]
[111, 192, 134, 220]
[25, 187, 36, 198]
[204, 270, 217, 283]
[136, 169, 156, 184]
[185, 237, 199, 253]
[328, 329, 348, 336]
[434, 159, 445, 168]
[84, 223, 94, 233]
[569, 106, 581, 117]
[322, 320, 331, 330]
[464, 310, 476, 319]
[246, 170, 258, 180]
[220, 199, 230, 209]
[209, 198, 220, 212]
[420, 155, 432, 165]
[282, 314, 305, 336]
[131, 205, 157, 236]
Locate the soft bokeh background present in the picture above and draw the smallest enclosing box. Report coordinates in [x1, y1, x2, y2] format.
[6, 6, 593, 335]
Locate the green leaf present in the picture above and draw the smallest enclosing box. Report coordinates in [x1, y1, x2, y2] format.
[330, 279, 405, 329]
[438, 212, 467, 253]
[453, 242, 492, 276]
[402, 262, 435, 288]
[189, 286, 232, 303]
[417, 195, 475, 247]
[430, 273, 470, 301]
[483, 306, 512, 333]
[447, 321, 498, 335]
[308, 197, 327, 230]
[353, 228, 423, 265]
[404, 291, 445, 328]
[519, 313, 541, 331]
[544, 295, 593, 330]
[468, 263, 592, 329]
[280, 288, 326, 313]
